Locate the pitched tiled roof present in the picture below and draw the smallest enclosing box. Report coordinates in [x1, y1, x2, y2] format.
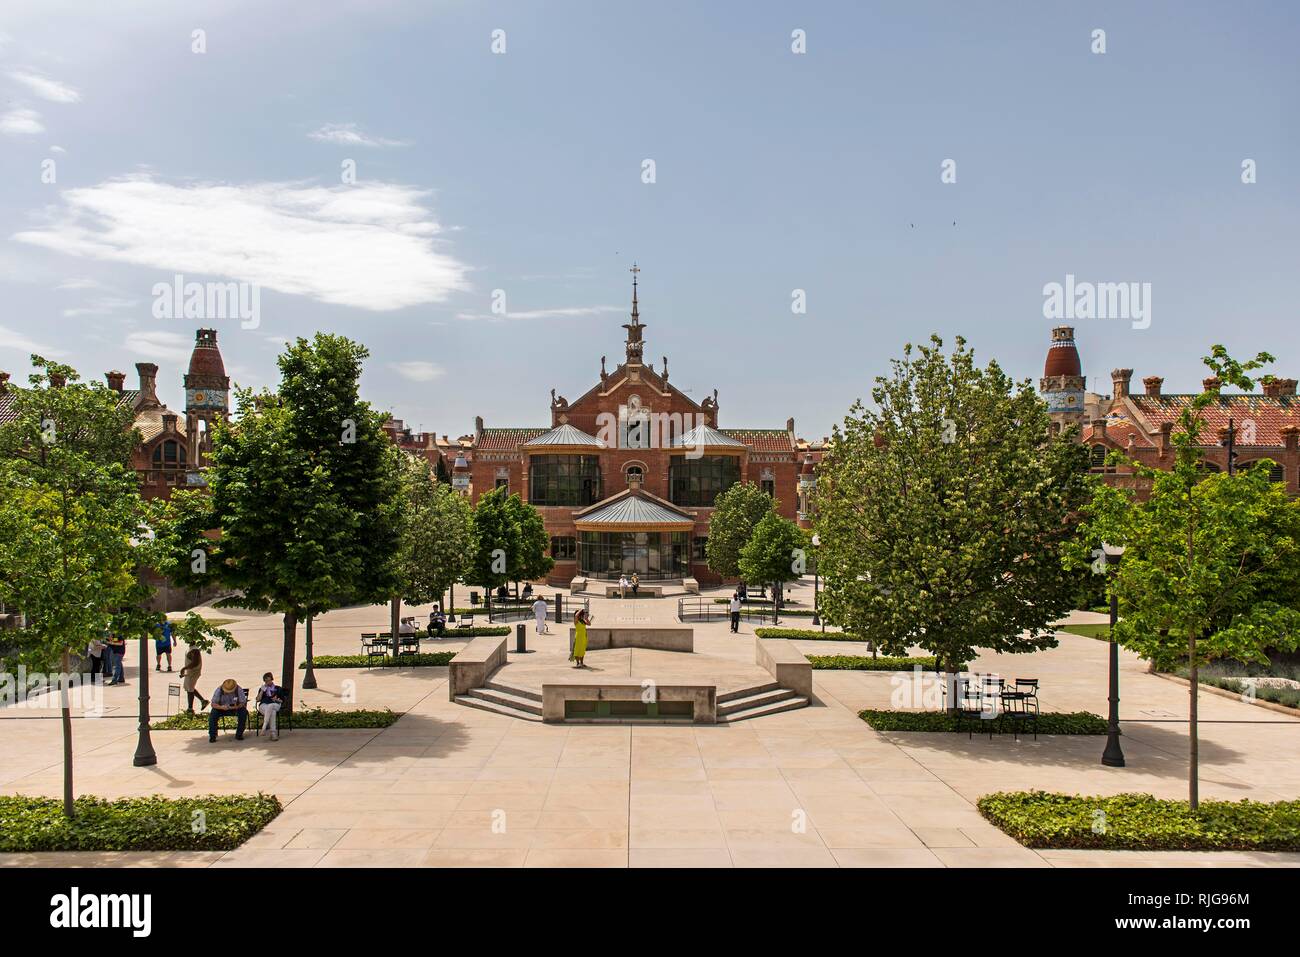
[476, 427, 547, 452]
[574, 489, 694, 527]
[725, 428, 795, 453]
[521, 423, 605, 448]
[1128, 395, 1300, 447]
[673, 424, 747, 450]
[1082, 414, 1154, 449]
[0, 392, 15, 426]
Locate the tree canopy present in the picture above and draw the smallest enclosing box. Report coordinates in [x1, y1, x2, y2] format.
[705, 481, 775, 579]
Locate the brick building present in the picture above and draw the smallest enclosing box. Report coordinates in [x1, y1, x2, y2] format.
[1038, 325, 1299, 497]
[452, 270, 803, 585]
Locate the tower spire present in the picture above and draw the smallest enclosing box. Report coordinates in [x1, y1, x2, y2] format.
[622, 263, 645, 366]
[630, 262, 640, 323]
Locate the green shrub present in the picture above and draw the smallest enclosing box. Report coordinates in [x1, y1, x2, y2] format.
[1179, 672, 1300, 711]
[0, 793, 281, 852]
[151, 707, 400, 730]
[302, 652, 458, 668]
[978, 790, 1300, 851]
[809, 655, 966, 671]
[754, 627, 870, 642]
[859, 709, 1107, 734]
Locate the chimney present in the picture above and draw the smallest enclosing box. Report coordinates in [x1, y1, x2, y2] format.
[1111, 369, 1133, 400]
[1092, 418, 1108, 440]
[474, 415, 484, 436]
[135, 362, 159, 405]
[1158, 421, 1173, 455]
[1262, 378, 1298, 398]
[105, 370, 126, 392]
[1282, 425, 1299, 452]
[1143, 376, 1164, 397]
[786, 417, 795, 435]
[162, 412, 178, 433]
[48, 371, 66, 388]
[0, 371, 9, 394]
[1202, 376, 1222, 394]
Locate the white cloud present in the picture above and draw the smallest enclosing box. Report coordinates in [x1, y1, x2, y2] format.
[50, 144, 65, 153]
[62, 296, 138, 317]
[454, 305, 622, 322]
[308, 123, 407, 148]
[123, 330, 191, 364]
[55, 277, 105, 290]
[15, 175, 471, 310]
[8, 70, 81, 103]
[0, 107, 44, 135]
[0, 323, 65, 358]
[391, 360, 444, 382]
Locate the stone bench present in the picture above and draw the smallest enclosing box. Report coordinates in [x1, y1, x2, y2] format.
[602, 583, 665, 598]
[569, 577, 588, 594]
[682, 577, 700, 594]
[542, 681, 716, 723]
[447, 635, 507, 700]
[566, 626, 693, 653]
[755, 636, 812, 699]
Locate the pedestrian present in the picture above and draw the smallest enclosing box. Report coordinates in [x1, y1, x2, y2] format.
[570, 608, 592, 668]
[179, 648, 208, 713]
[87, 635, 106, 681]
[155, 619, 174, 671]
[106, 633, 127, 685]
[533, 595, 550, 635]
[255, 672, 285, 740]
[208, 678, 248, 742]
[729, 591, 741, 633]
[618, 574, 628, 599]
[630, 572, 640, 598]
[738, 581, 748, 602]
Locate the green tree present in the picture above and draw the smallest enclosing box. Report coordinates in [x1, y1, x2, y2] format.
[738, 511, 808, 613]
[1076, 346, 1300, 809]
[815, 335, 1091, 696]
[466, 487, 553, 595]
[705, 481, 775, 579]
[390, 451, 476, 621]
[156, 335, 402, 713]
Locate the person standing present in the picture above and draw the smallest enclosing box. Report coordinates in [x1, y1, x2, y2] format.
[179, 648, 208, 713]
[570, 608, 592, 668]
[533, 595, 550, 635]
[729, 592, 741, 633]
[87, 635, 106, 682]
[106, 633, 127, 685]
[256, 672, 284, 740]
[155, 619, 174, 672]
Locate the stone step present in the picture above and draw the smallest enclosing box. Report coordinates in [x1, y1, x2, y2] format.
[485, 680, 543, 703]
[454, 693, 544, 722]
[466, 685, 544, 715]
[718, 686, 795, 716]
[716, 681, 781, 705]
[719, 695, 810, 723]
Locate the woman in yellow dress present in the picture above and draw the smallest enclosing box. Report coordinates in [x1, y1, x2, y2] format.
[571, 608, 592, 668]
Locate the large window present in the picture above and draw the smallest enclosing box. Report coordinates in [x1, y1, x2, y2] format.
[529, 455, 602, 507]
[669, 455, 740, 507]
[551, 536, 576, 560]
[578, 531, 690, 580]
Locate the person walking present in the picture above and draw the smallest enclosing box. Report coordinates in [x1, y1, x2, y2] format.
[729, 592, 741, 633]
[570, 608, 592, 668]
[533, 595, 550, 635]
[155, 619, 174, 671]
[256, 672, 285, 740]
[179, 648, 208, 713]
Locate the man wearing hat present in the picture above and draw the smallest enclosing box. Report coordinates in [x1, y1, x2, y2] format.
[208, 678, 248, 741]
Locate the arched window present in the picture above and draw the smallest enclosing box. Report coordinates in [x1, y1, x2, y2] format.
[1089, 445, 1108, 469]
[1241, 460, 1285, 484]
[1197, 461, 1221, 476]
[624, 464, 645, 485]
[151, 440, 186, 469]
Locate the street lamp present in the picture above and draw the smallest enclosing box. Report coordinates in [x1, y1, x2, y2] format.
[1101, 541, 1126, 768]
[810, 533, 822, 628]
[133, 627, 157, 767]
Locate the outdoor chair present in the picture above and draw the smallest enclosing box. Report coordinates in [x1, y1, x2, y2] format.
[457, 615, 474, 630]
[1001, 678, 1040, 740]
[957, 675, 1002, 739]
[361, 633, 385, 668]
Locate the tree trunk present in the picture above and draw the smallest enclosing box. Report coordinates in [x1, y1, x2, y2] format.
[1188, 629, 1199, 811]
[60, 649, 74, 818]
[390, 596, 401, 664]
[281, 613, 298, 715]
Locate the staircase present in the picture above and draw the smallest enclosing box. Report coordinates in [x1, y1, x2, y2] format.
[454, 680, 544, 722]
[717, 682, 809, 723]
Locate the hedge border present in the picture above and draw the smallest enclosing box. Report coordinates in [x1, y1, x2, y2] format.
[858, 709, 1107, 734]
[151, 707, 401, 731]
[809, 655, 966, 671]
[754, 627, 871, 643]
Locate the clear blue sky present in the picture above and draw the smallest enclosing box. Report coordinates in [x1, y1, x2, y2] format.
[1, 0, 1296, 441]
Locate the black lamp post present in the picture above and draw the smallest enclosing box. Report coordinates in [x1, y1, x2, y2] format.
[302, 615, 317, 689]
[811, 533, 822, 628]
[1101, 542, 1126, 768]
[133, 632, 157, 767]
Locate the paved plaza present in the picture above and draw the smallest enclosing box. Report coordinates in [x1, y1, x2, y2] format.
[2, 580, 1297, 868]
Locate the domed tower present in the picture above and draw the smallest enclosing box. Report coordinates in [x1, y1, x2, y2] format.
[184, 328, 231, 474]
[1039, 325, 1087, 430]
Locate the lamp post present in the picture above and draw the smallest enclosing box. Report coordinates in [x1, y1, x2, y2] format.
[302, 615, 317, 689]
[810, 533, 822, 629]
[133, 630, 157, 767]
[1101, 542, 1126, 768]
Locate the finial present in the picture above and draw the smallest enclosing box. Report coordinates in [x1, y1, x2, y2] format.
[629, 262, 640, 322]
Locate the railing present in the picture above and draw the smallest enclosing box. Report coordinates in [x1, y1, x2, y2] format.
[487, 594, 589, 623]
[677, 597, 778, 624]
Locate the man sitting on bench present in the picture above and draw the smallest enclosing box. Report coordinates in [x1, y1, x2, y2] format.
[208, 678, 248, 742]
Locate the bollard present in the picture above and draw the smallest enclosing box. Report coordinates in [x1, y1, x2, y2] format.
[554, 593, 563, 623]
[516, 622, 526, 653]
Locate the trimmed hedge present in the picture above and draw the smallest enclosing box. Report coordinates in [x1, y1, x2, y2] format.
[1180, 672, 1300, 711]
[754, 627, 871, 643]
[151, 707, 400, 730]
[0, 793, 282, 852]
[302, 652, 457, 669]
[809, 655, 967, 671]
[422, 626, 511, 639]
[978, 790, 1300, 851]
[859, 709, 1107, 734]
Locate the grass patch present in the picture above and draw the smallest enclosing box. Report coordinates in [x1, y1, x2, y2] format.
[978, 790, 1300, 851]
[1059, 623, 1112, 640]
[167, 616, 239, 628]
[151, 707, 400, 730]
[0, 793, 281, 852]
[302, 652, 458, 668]
[859, 709, 1107, 734]
[754, 627, 871, 643]
[809, 655, 966, 671]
